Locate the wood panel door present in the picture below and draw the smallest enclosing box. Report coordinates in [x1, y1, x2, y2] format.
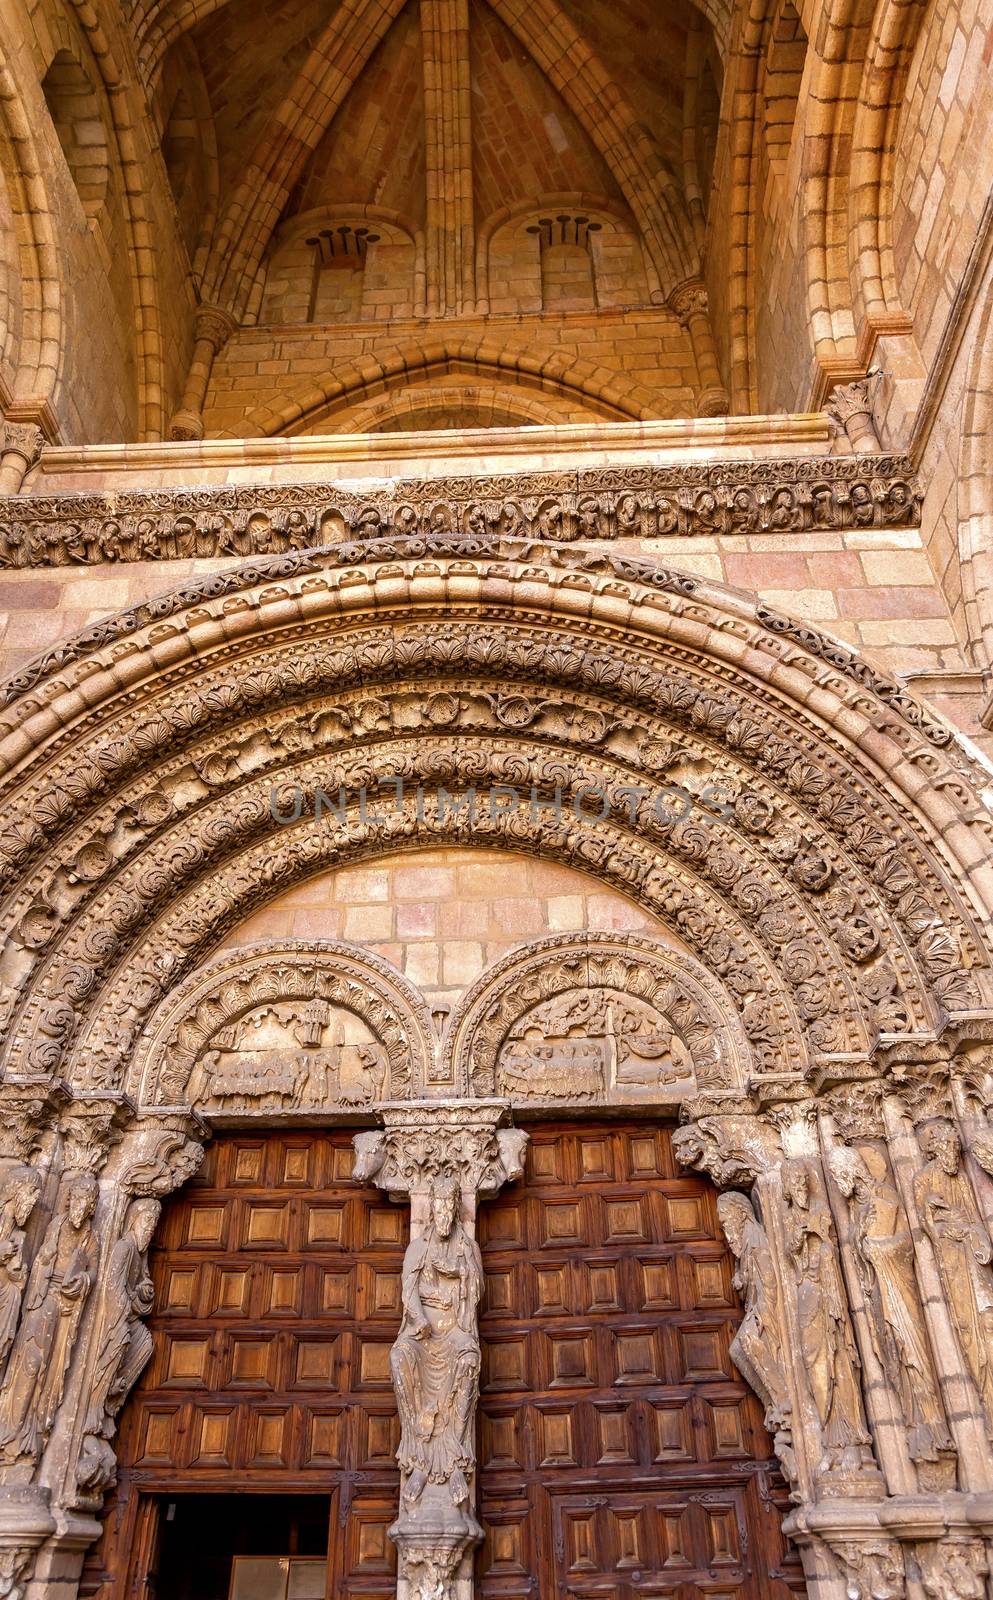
[476, 1121, 805, 1600]
[104, 1131, 404, 1599]
[95, 1125, 803, 1600]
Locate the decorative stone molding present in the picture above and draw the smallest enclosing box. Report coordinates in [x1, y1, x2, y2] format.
[0, 454, 923, 563]
[354, 1101, 526, 1600]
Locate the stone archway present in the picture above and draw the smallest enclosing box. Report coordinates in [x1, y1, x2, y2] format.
[0, 538, 991, 1598]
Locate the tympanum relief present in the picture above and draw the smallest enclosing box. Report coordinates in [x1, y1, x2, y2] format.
[446, 933, 743, 1105]
[496, 986, 694, 1101]
[188, 998, 388, 1113]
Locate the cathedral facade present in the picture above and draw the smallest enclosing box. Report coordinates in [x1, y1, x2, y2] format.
[2, 1, 993, 1597]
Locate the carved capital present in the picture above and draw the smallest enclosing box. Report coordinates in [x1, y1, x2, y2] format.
[828, 1538, 905, 1600]
[673, 1106, 781, 1186]
[354, 1099, 527, 1201]
[916, 1538, 989, 1600]
[826, 378, 876, 426]
[823, 1079, 886, 1141]
[826, 378, 882, 453]
[0, 1080, 67, 1162]
[110, 1113, 208, 1196]
[58, 1096, 132, 1174]
[667, 277, 709, 325]
[0, 424, 43, 467]
[193, 305, 236, 354]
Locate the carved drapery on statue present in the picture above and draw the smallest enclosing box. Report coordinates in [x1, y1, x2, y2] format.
[354, 1101, 526, 1600]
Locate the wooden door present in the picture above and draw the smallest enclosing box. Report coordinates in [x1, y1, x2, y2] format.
[92, 1125, 804, 1600]
[95, 1131, 403, 1599]
[476, 1121, 805, 1599]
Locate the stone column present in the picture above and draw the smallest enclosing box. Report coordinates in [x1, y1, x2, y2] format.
[421, 0, 475, 316]
[666, 278, 729, 417]
[0, 425, 43, 496]
[825, 376, 882, 453]
[353, 1100, 527, 1600]
[167, 306, 236, 441]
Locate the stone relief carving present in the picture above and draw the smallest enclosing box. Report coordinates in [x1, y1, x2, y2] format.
[0, 456, 922, 568]
[74, 1198, 160, 1499]
[136, 941, 434, 1111]
[446, 934, 746, 1103]
[392, 1177, 484, 1588]
[716, 1190, 797, 1492]
[782, 1158, 879, 1489]
[913, 1120, 993, 1435]
[828, 1144, 954, 1479]
[356, 1101, 526, 1600]
[0, 1169, 42, 1379]
[916, 1538, 989, 1600]
[0, 1172, 98, 1473]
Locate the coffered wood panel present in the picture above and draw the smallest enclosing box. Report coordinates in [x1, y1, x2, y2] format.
[93, 1125, 802, 1599]
[476, 1122, 806, 1599]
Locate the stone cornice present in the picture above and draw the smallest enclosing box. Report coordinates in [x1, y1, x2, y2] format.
[0, 453, 921, 565]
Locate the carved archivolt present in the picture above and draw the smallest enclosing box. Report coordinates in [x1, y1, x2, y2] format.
[445, 931, 749, 1103]
[0, 535, 982, 1115]
[0, 541, 990, 1599]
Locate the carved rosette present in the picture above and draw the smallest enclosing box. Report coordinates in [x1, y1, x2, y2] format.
[354, 1101, 526, 1600]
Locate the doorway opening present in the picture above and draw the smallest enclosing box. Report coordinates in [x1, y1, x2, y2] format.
[151, 1493, 330, 1600]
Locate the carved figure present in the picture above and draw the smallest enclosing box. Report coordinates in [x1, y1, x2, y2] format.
[76, 1198, 160, 1495]
[913, 1121, 993, 1432]
[783, 1159, 872, 1473]
[717, 1191, 796, 1490]
[391, 1177, 483, 1522]
[0, 1173, 98, 1464]
[829, 1145, 952, 1467]
[0, 1166, 42, 1376]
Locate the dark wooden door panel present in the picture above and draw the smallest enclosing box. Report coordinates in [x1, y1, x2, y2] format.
[93, 1124, 803, 1600]
[477, 1121, 805, 1599]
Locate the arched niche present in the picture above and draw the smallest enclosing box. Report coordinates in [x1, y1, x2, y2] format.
[478, 196, 653, 315]
[258, 208, 422, 327]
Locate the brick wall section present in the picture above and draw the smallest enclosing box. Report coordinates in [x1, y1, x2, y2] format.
[892, 0, 993, 372]
[219, 849, 663, 1011]
[203, 311, 700, 433]
[0, 518, 979, 734]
